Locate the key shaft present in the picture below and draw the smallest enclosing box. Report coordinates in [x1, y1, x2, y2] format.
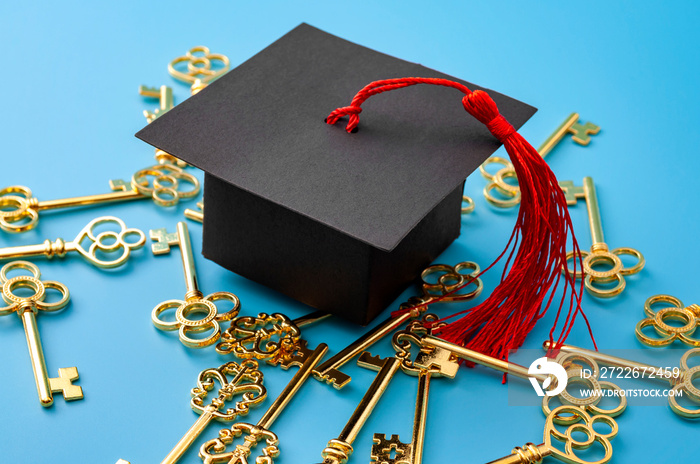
[34, 188, 143, 212]
[321, 354, 402, 464]
[411, 372, 429, 464]
[486, 444, 551, 464]
[0, 238, 76, 262]
[419, 334, 545, 382]
[537, 113, 583, 158]
[185, 202, 203, 223]
[162, 410, 213, 464]
[22, 309, 53, 406]
[178, 223, 200, 298]
[258, 343, 328, 430]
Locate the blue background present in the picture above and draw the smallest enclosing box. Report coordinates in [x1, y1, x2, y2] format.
[0, 1, 697, 462]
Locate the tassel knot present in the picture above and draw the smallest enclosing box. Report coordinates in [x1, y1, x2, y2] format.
[326, 105, 362, 132]
[462, 90, 515, 143]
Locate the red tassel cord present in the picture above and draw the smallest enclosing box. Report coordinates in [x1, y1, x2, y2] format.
[326, 77, 596, 365]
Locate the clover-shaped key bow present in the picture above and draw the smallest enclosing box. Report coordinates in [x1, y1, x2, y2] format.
[636, 294, 700, 347]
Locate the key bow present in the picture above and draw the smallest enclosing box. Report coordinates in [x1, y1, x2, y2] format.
[543, 405, 617, 464]
[636, 294, 700, 347]
[419, 261, 483, 303]
[199, 423, 280, 464]
[216, 312, 301, 363]
[191, 360, 267, 422]
[73, 216, 146, 268]
[152, 291, 241, 348]
[131, 164, 200, 207]
[0, 261, 70, 316]
[0, 186, 40, 233]
[168, 46, 230, 93]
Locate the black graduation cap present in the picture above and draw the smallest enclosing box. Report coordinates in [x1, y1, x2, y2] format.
[136, 23, 536, 325]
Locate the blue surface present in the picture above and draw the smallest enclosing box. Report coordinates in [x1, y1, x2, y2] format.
[1, 1, 698, 462]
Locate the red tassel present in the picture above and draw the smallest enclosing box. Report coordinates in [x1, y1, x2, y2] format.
[326, 77, 596, 363]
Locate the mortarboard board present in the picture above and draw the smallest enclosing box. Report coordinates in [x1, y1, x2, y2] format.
[135, 24, 538, 326]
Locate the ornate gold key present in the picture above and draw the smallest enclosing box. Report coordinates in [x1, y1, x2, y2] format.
[480, 113, 600, 208]
[185, 202, 204, 223]
[313, 261, 482, 389]
[0, 164, 199, 233]
[216, 310, 331, 366]
[0, 216, 145, 269]
[559, 176, 644, 297]
[636, 294, 700, 347]
[371, 315, 455, 464]
[415, 335, 627, 420]
[151, 222, 240, 348]
[168, 46, 230, 95]
[161, 360, 267, 464]
[0, 261, 82, 407]
[544, 341, 700, 419]
[319, 352, 403, 464]
[484, 405, 618, 464]
[199, 343, 328, 464]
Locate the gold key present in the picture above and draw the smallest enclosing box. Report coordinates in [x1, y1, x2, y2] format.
[161, 360, 267, 464]
[151, 222, 240, 348]
[480, 113, 600, 208]
[0, 216, 145, 269]
[199, 343, 328, 464]
[0, 164, 199, 233]
[544, 341, 700, 419]
[313, 261, 482, 389]
[635, 294, 700, 347]
[484, 405, 618, 464]
[216, 310, 331, 366]
[168, 46, 230, 95]
[185, 202, 204, 223]
[559, 176, 645, 297]
[0, 261, 82, 407]
[319, 352, 403, 464]
[371, 315, 455, 464]
[415, 334, 627, 421]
